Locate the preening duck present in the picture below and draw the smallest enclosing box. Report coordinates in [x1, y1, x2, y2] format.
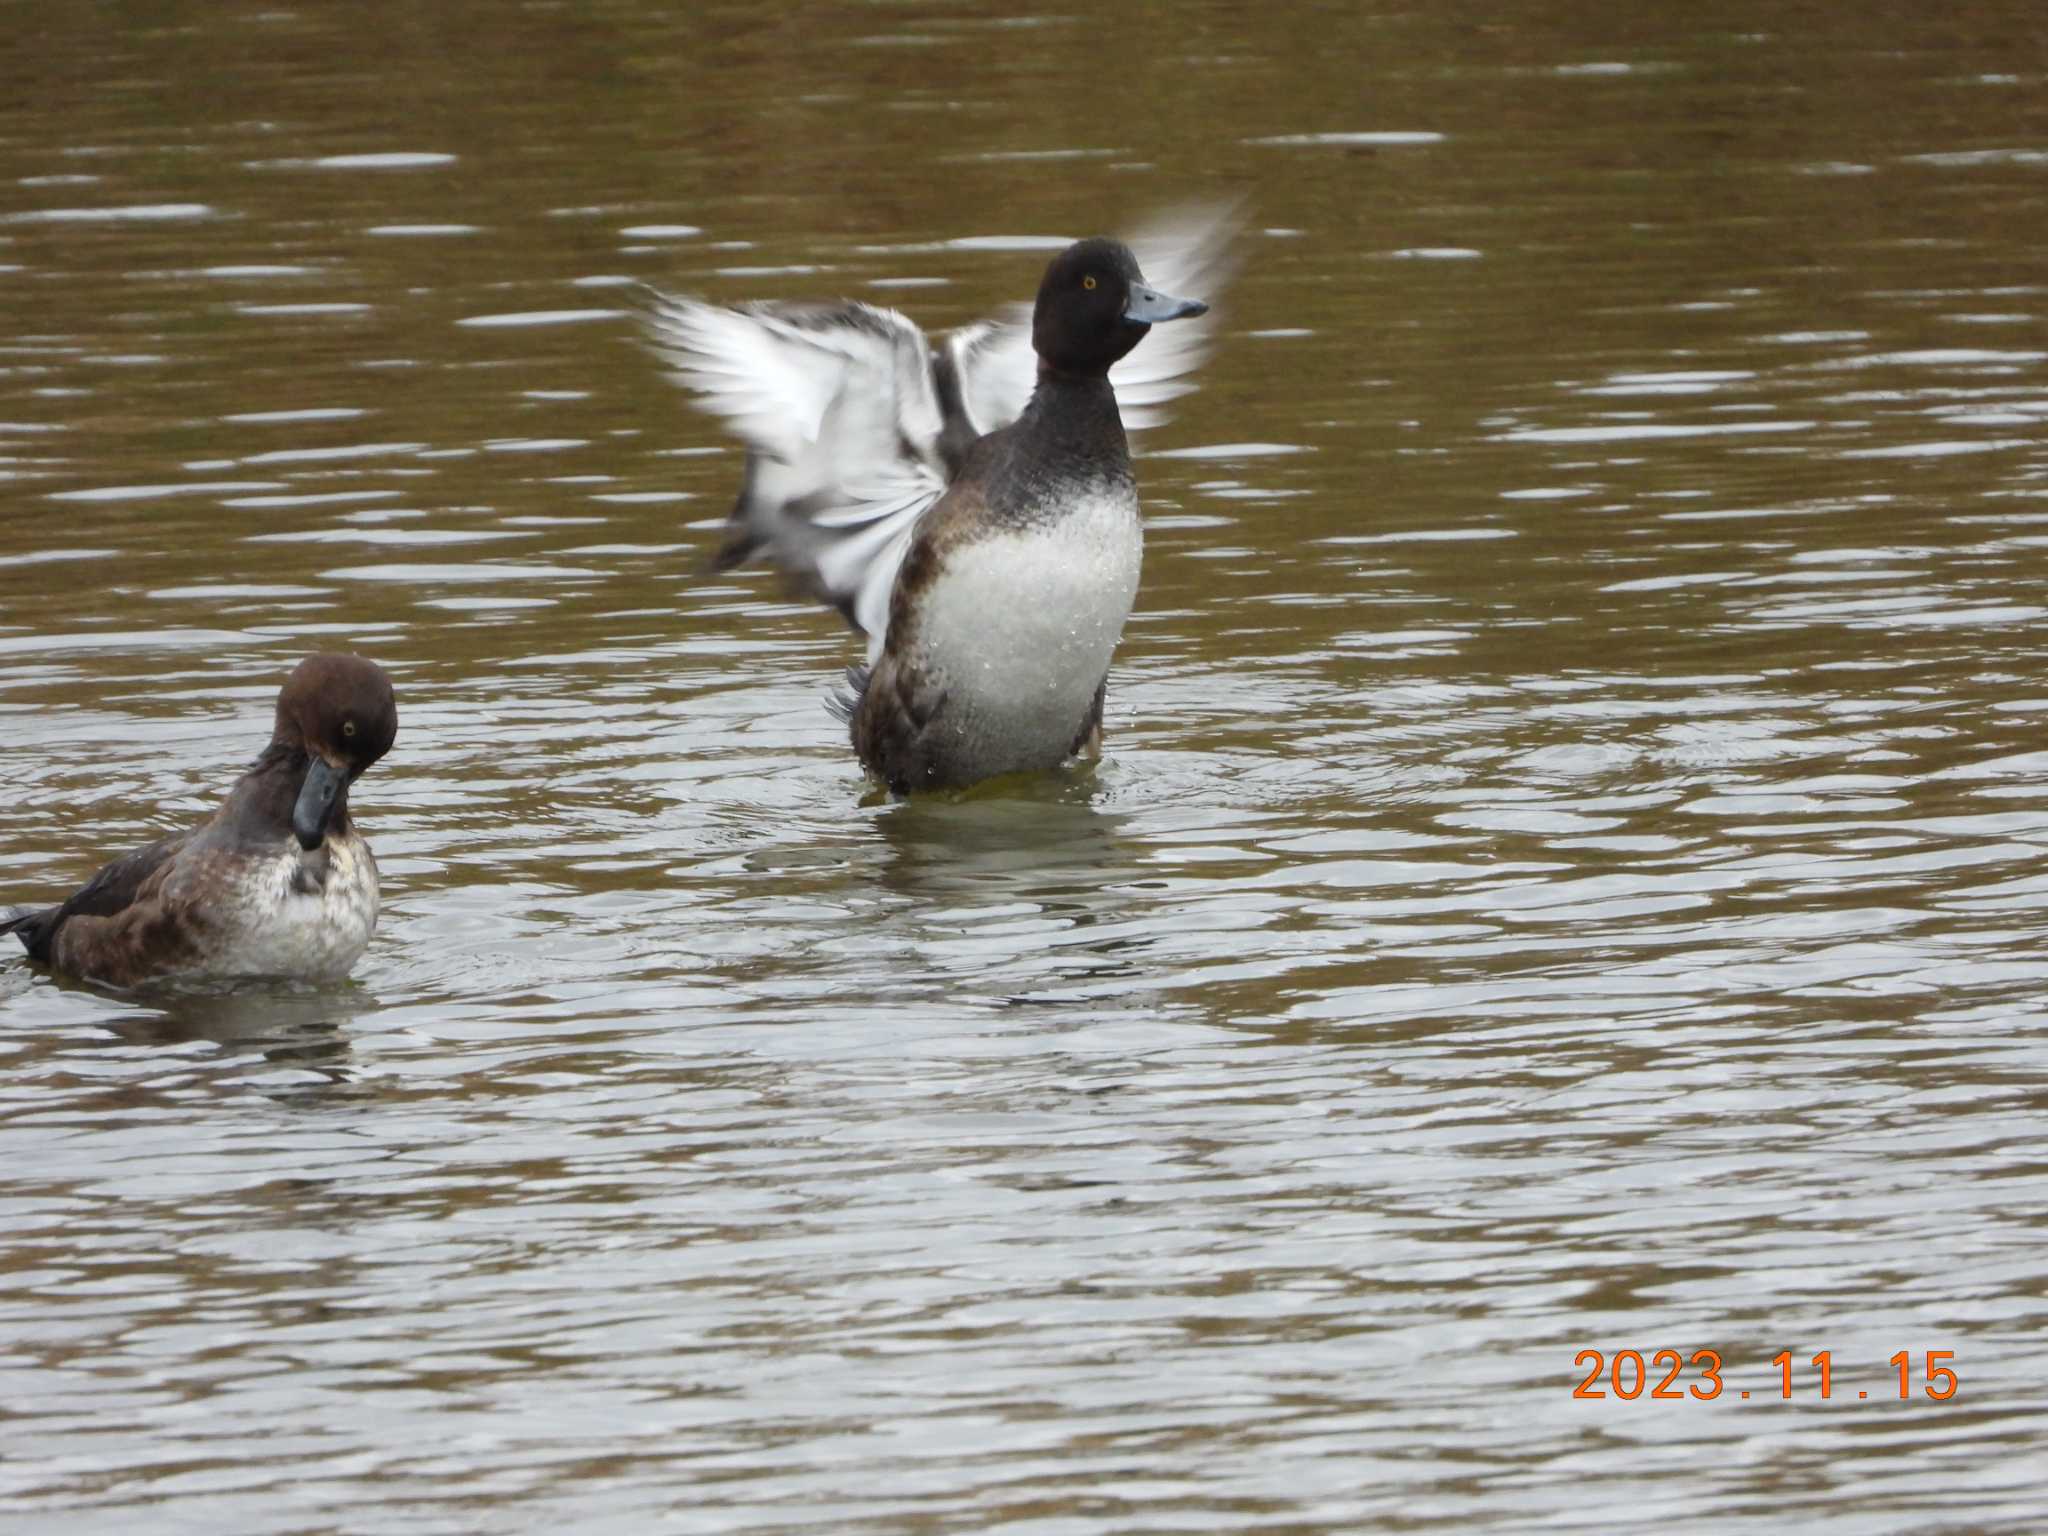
[1, 654, 397, 989]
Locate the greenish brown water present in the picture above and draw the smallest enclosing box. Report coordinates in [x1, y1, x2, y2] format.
[3, 2, 2046, 1531]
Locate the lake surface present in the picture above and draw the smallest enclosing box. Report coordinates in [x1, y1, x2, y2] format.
[3, 2, 2046, 1531]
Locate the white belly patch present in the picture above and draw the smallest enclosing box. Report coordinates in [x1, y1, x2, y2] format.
[912, 487, 1142, 775]
[202, 835, 380, 982]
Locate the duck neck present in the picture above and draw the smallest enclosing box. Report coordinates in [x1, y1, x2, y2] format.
[226, 741, 349, 844]
[1023, 365, 1128, 468]
[1033, 360, 1117, 401]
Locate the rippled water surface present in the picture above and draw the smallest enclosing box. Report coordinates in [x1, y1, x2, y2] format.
[4, 2, 2047, 1531]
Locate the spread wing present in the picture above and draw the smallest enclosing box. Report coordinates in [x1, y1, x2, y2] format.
[644, 202, 1240, 654]
[947, 199, 1245, 441]
[641, 294, 949, 644]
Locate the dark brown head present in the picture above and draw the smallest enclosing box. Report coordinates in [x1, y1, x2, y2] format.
[1031, 237, 1208, 377]
[271, 654, 398, 849]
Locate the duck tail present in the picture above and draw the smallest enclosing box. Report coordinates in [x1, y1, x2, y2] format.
[826, 665, 871, 724]
[1, 906, 54, 961]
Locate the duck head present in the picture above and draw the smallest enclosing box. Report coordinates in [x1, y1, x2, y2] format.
[1032, 236, 1208, 377]
[271, 654, 399, 850]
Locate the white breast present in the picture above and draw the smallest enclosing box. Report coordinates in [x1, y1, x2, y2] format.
[205, 835, 380, 983]
[912, 484, 1142, 775]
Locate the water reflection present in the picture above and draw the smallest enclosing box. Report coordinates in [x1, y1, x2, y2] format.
[873, 776, 1139, 896]
[114, 980, 364, 1069]
[8, 970, 371, 1106]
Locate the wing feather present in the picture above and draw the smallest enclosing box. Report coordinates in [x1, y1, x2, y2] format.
[3, 832, 190, 965]
[1109, 199, 1246, 430]
[641, 292, 949, 634]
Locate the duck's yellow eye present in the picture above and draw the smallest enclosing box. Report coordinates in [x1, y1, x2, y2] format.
[1082, 275, 1097, 291]
[342, 720, 358, 739]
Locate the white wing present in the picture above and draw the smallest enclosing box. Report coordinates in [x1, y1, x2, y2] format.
[1110, 199, 1246, 430]
[641, 292, 948, 644]
[949, 198, 1245, 440]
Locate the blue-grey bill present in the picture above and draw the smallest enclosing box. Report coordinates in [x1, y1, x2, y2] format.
[1123, 283, 1208, 324]
[293, 756, 347, 850]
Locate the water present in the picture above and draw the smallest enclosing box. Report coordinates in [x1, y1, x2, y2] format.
[3, 2, 2046, 1531]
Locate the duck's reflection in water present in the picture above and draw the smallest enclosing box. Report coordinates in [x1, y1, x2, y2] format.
[104, 979, 376, 1104]
[865, 772, 1178, 1016]
[871, 770, 1145, 908]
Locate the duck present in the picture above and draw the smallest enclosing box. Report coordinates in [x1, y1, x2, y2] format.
[0, 653, 397, 989]
[643, 203, 1237, 794]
